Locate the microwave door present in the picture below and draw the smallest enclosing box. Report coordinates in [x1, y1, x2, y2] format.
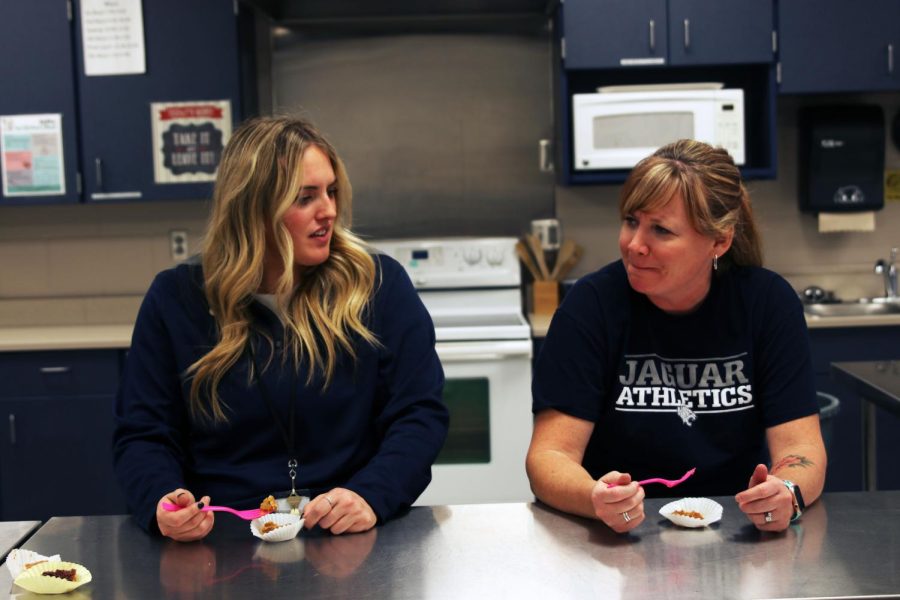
[574, 100, 712, 170]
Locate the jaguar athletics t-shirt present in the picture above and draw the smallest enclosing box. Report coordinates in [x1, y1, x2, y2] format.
[616, 351, 753, 428]
[532, 260, 818, 498]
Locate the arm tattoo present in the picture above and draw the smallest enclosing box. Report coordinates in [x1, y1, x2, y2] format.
[771, 454, 814, 472]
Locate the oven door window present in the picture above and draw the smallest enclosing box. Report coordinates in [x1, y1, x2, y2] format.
[435, 377, 490, 464]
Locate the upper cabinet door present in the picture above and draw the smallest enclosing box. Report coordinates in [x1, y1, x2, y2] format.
[668, 0, 774, 66]
[0, 1, 80, 205]
[779, 0, 900, 93]
[562, 0, 668, 69]
[74, 0, 243, 202]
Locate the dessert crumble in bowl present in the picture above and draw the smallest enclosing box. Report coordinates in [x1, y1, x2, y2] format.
[659, 497, 723, 528]
[13, 560, 92, 594]
[251, 513, 303, 542]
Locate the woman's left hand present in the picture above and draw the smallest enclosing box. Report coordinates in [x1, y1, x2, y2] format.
[734, 464, 795, 532]
[304, 488, 377, 535]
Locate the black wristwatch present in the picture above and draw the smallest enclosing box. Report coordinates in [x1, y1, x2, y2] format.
[782, 480, 805, 521]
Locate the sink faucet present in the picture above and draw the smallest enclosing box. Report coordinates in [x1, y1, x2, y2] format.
[874, 247, 898, 299]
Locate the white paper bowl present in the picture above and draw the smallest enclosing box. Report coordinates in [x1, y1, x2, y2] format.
[659, 497, 723, 528]
[13, 560, 92, 594]
[5, 549, 61, 579]
[250, 513, 303, 542]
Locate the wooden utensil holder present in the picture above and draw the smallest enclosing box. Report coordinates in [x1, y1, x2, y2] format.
[531, 280, 559, 315]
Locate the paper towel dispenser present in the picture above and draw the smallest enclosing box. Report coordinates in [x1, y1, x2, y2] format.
[798, 105, 885, 213]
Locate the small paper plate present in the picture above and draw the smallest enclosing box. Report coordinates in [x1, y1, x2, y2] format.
[14, 561, 92, 594]
[5, 549, 61, 579]
[250, 513, 303, 543]
[659, 497, 723, 528]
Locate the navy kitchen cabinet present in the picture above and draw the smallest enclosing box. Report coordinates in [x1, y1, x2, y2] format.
[554, 0, 777, 185]
[667, 0, 774, 66]
[74, 0, 243, 203]
[0, 350, 127, 521]
[778, 0, 900, 94]
[0, 1, 81, 206]
[808, 326, 900, 492]
[562, 0, 668, 70]
[561, 0, 773, 70]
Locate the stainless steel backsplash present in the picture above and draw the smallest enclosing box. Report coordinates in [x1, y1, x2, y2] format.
[272, 30, 555, 239]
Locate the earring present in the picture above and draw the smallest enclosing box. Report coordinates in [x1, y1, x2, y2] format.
[713, 254, 718, 271]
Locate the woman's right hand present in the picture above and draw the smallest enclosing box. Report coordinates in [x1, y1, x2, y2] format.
[156, 488, 214, 542]
[590, 472, 645, 533]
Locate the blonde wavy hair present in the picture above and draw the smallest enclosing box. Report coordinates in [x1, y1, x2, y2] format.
[619, 139, 763, 270]
[187, 116, 378, 422]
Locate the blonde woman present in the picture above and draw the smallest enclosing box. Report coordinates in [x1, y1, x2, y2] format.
[527, 139, 826, 534]
[114, 116, 448, 541]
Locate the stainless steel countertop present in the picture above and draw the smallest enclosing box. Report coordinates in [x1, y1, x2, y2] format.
[0, 521, 40, 564]
[3, 492, 900, 599]
[833, 360, 900, 416]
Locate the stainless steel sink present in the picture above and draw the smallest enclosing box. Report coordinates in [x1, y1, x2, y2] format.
[804, 300, 900, 318]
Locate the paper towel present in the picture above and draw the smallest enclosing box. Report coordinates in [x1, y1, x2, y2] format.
[818, 211, 875, 233]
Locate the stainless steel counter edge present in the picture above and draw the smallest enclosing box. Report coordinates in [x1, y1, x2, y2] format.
[0, 324, 133, 352]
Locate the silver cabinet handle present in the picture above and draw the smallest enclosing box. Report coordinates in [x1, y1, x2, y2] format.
[9, 414, 15, 446]
[889, 43, 895, 74]
[95, 157, 103, 190]
[40, 366, 71, 374]
[649, 19, 655, 51]
[539, 139, 554, 173]
[683, 19, 690, 49]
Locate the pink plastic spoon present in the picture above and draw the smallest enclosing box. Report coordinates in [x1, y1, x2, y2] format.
[161, 502, 269, 520]
[607, 467, 696, 488]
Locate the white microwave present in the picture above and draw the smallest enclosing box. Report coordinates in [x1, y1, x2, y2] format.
[572, 86, 745, 170]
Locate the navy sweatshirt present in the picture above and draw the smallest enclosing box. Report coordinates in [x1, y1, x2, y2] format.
[113, 254, 448, 533]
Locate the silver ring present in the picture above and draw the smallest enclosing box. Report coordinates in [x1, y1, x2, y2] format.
[764, 511, 773, 523]
[325, 495, 335, 508]
[622, 511, 631, 523]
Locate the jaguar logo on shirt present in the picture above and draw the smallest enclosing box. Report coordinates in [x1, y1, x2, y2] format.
[615, 353, 753, 427]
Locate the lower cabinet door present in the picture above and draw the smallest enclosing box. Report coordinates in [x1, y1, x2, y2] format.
[0, 394, 127, 521]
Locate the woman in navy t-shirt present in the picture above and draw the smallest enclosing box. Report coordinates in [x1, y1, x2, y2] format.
[527, 139, 825, 533]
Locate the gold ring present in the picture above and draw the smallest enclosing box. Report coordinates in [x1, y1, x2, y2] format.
[622, 511, 631, 523]
[325, 495, 335, 507]
[764, 511, 773, 523]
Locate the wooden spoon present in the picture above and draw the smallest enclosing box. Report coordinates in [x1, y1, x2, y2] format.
[515, 241, 544, 281]
[550, 239, 576, 281]
[552, 243, 584, 281]
[524, 233, 551, 280]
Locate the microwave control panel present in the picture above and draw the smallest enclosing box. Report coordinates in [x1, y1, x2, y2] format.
[714, 100, 746, 165]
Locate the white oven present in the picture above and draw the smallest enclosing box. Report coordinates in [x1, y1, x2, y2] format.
[372, 237, 535, 505]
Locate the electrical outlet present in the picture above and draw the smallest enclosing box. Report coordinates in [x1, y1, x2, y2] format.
[169, 230, 188, 262]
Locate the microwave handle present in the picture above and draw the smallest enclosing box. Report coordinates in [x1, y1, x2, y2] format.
[648, 19, 655, 52]
[683, 19, 690, 49]
[889, 43, 894, 74]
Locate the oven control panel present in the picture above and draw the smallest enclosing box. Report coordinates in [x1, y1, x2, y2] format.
[370, 237, 520, 289]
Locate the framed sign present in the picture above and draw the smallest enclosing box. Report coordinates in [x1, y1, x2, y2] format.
[150, 100, 232, 184]
[0, 113, 66, 197]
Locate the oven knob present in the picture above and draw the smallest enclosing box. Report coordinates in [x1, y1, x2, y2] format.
[414, 274, 428, 286]
[463, 248, 482, 265]
[486, 248, 504, 266]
